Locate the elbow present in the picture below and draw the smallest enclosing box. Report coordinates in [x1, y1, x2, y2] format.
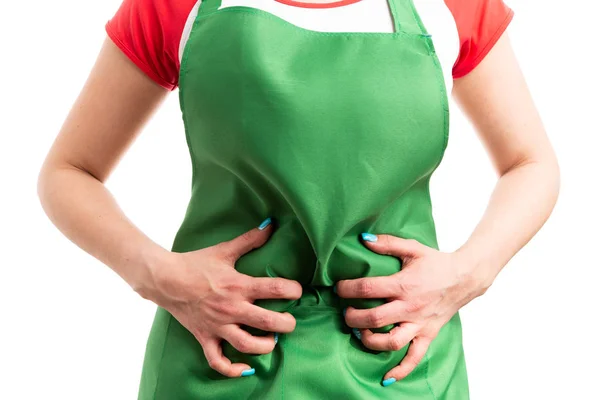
[536, 142, 561, 205]
[526, 150, 562, 210]
[549, 152, 561, 206]
[37, 160, 48, 205]
[36, 159, 55, 217]
[36, 157, 70, 218]
[504, 148, 561, 211]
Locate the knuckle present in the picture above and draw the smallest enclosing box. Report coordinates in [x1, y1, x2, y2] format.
[239, 230, 254, 245]
[234, 336, 252, 353]
[214, 301, 236, 317]
[382, 235, 393, 247]
[258, 313, 276, 331]
[405, 356, 419, 369]
[206, 357, 219, 370]
[397, 280, 415, 295]
[357, 280, 373, 297]
[221, 249, 237, 265]
[386, 237, 398, 254]
[389, 335, 405, 351]
[404, 300, 422, 314]
[220, 277, 245, 294]
[269, 279, 287, 297]
[361, 337, 374, 349]
[367, 309, 385, 328]
[392, 278, 406, 295]
[251, 282, 266, 299]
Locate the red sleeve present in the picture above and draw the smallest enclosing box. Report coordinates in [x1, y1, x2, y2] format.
[445, 0, 514, 79]
[105, 0, 198, 90]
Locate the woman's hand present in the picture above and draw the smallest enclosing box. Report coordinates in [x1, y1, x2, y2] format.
[144, 218, 303, 378]
[336, 233, 487, 384]
[335, 31, 559, 386]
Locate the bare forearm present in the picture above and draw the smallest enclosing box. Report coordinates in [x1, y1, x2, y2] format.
[37, 164, 170, 296]
[456, 158, 560, 291]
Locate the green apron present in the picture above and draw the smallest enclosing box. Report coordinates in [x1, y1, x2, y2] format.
[138, 0, 468, 398]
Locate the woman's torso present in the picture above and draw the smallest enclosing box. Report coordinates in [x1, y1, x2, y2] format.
[103, 0, 513, 398]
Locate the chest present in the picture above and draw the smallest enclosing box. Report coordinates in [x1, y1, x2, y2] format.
[178, 0, 450, 193]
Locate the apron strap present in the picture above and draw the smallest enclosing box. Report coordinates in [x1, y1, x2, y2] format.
[387, 0, 429, 36]
[198, 0, 222, 15]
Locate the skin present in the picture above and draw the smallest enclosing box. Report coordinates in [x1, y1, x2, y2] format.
[37, 22, 560, 387]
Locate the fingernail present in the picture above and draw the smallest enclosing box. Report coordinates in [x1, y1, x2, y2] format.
[382, 377, 396, 387]
[241, 368, 255, 377]
[342, 307, 347, 317]
[361, 232, 378, 242]
[332, 285, 337, 294]
[274, 333, 279, 345]
[258, 217, 272, 230]
[352, 328, 362, 340]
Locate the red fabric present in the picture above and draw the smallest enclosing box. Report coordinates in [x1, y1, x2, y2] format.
[105, 0, 513, 88]
[105, 0, 198, 90]
[445, 0, 514, 79]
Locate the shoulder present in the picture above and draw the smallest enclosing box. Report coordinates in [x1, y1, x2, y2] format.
[411, 0, 514, 82]
[442, 0, 514, 78]
[105, 0, 200, 90]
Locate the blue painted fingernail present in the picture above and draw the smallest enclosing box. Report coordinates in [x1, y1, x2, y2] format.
[241, 368, 255, 377]
[274, 333, 279, 345]
[258, 217, 272, 230]
[352, 328, 362, 340]
[343, 307, 347, 317]
[382, 377, 397, 387]
[333, 285, 337, 294]
[361, 232, 378, 242]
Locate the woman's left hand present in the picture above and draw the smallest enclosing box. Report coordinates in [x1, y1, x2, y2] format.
[335, 233, 490, 384]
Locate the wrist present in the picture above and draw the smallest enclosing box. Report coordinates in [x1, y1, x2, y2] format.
[453, 246, 498, 297]
[130, 244, 175, 302]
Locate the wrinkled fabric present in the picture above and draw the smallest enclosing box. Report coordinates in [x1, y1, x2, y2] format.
[138, 0, 469, 398]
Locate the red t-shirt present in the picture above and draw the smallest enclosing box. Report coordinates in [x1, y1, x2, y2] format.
[105, 0, 514, 90]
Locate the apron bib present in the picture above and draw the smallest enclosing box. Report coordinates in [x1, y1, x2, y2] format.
[138, 0, 468, 398]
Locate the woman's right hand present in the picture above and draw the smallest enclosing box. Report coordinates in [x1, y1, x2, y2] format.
[144, 218, 302, 378]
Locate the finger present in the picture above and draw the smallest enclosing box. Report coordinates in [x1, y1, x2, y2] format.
[336, 274, 404, 299]
[361, 234, 427, 260]
[344, 301, 410, 329]
[199, 336, 256, 378]
[361, 323, 419, 352]
[221, 324, 276, 355]
[236, 303, 297, 333]
[383, 337, 431, 384]
[245, 276, 303, 300]
[219, 217, 274, 263]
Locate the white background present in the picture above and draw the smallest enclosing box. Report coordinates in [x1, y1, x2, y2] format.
[1, 1, 598, 399]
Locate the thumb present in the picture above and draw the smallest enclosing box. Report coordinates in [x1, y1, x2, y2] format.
[360, 233, 426, 260]
[219, 217, 274, 264]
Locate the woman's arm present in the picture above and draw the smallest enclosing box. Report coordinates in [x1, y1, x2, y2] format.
[37, 37, 171, 293]
[451, 32, 560, 289]
[336, 31, 560, 384]
[38, 37, 302, 378]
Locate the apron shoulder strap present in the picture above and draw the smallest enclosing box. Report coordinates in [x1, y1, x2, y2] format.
[198, 0, 222, 15]
[387, 0, 429, 36]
